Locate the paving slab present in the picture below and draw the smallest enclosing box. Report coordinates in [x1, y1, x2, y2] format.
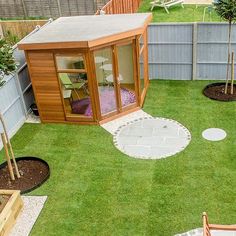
[25, 112, 41, 124]
[114, 117, 191, 159]
[101, 110, 152, 134]
[202, 128, 227, 141]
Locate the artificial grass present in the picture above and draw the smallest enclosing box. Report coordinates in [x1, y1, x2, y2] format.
[138, 1, 223, 22]
[1, 80, 236, 235]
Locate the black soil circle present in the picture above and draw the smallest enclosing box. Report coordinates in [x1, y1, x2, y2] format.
[0, 157, 50, 194]
[203, 83, 236, 101]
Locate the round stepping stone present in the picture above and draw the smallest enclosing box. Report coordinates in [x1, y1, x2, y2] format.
[113, 117, 191, 160]
[202, 128, 227, 141]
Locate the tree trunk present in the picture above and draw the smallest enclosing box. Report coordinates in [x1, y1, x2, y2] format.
[231, 51, 235, 95]
[225, 20, 232, 94]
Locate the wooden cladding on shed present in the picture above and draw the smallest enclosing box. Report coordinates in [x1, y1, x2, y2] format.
[27, 51, 65, 122]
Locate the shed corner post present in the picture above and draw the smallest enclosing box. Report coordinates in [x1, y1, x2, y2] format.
[192, 22, 198, 81]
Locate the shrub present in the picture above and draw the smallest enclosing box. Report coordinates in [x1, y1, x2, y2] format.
[0, 38, 18, 88]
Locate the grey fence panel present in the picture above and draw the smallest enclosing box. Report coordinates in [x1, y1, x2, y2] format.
[13, 48, 26, 68]
[148, 24, 193, 80]
[0, 75, 26, 149]
[13, 47, 34, 112]
[148, 23, 236, 80]
[196, 23, 236, 80]
[0, 47, 34, 149]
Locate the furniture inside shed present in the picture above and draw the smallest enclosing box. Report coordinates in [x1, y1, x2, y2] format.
[18, 13, 152, 124]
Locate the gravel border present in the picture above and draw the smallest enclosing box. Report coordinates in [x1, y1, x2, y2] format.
[9, 196, 47, 236]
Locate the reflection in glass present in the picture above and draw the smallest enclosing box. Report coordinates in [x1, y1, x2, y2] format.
[59, 72, 92, 117]
[117, 43, 136, 108]
[140, 52, 145, 93]
[56, 56, 85, 70]
[139, 35, 144, 50]
[94, 48, 117, 116]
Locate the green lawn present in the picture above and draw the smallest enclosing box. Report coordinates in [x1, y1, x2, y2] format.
[1, 80, 236, 235]
[138, 1, 223, 22]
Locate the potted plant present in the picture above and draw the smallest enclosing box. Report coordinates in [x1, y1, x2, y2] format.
[0, 190, 23, 235]
[30, 103, 39, 116]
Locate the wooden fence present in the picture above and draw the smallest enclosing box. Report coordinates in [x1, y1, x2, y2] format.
[96, 0, 141, 14]
[0, 20, 48, 42]
[0, 0, 108, 18]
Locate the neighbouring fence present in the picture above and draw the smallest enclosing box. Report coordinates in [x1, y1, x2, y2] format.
[0, 47, 33, 149]
[0, 0, 109, 18]
[148, 23, 236, 80]
[0, 20, 48, 41]
[0, 22, 52, 149]
[97, 0, 141, 14]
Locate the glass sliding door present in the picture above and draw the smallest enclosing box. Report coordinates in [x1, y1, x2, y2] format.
[55, 54, 93, 119]
[116, 42, 137, 110]
[94, 47, 118, 117]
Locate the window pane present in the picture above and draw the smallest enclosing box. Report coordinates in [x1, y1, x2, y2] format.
[117, 43, 136, 108]
[56, 56, 84, 70]
[139, 35, 144, 49]
[140, 52, 145, 93]
[94, 48, 117, 116]
[59, 72, 92, 117]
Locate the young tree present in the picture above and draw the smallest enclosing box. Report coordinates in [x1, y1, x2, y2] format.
[214, 0, 236, 94]
[0, 38, 18, 88]
[0, 38, 20, 181]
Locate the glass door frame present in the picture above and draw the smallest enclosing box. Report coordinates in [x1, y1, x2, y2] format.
[92, 38, 139, 121]
[54, 50, 97, 123]
[137, 29, 149, 107]
[114, 39, 139, 113]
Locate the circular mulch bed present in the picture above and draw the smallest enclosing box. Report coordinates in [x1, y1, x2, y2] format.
[0, 157, 50, 194]
[203, 82, 236, 101]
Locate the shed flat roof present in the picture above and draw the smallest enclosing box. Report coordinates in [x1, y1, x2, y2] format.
[18, 13, 152, 50]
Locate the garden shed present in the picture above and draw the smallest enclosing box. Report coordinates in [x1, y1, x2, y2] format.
[18, 13, 152, 124]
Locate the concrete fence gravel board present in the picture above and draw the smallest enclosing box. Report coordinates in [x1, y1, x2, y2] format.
[148, 23, 236, 80]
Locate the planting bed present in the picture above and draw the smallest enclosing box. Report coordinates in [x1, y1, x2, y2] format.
[0, 157, 50, 194]
[0, 195, 10, 214]
[0, 190, 23, 236]
[203, 83, 236, 101]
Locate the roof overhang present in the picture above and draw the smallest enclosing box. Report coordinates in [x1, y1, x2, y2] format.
[18, 13, 152, 51]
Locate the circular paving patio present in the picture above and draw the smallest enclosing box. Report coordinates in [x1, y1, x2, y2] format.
[113, 117, 191, 160]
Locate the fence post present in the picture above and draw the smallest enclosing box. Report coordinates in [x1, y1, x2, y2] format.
[56, 0, 62, 16]
[192, 23, 198, 80]
[21, 0, 27, 18]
